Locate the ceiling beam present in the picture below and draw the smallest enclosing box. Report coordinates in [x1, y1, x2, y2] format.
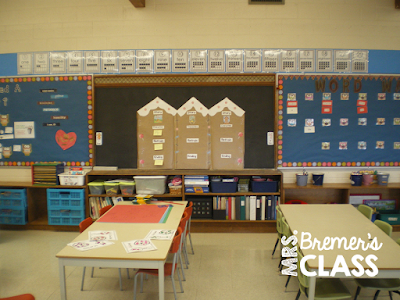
[130, 0, 145, 8]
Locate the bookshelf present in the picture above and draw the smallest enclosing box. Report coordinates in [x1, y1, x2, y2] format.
[85, 169, 283, 233]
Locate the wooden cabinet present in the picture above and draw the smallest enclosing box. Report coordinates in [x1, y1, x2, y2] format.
[282, 183, 400, 231]
[86, 169, 283, 233]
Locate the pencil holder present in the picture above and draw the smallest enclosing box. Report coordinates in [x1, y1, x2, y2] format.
[296, 174, 308, 186]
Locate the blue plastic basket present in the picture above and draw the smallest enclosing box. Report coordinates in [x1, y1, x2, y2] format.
[47, 189, 85, 208]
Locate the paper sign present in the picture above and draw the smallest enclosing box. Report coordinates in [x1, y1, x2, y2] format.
[154, 160, 163, 165]
[304, 126, 315, 133]
[287, 107, 298, 114]
[154, 144, 163, 150]
[357, 106, 368, 114]
[357, 100, 367, 106]
[287, 101, 298, 107]
[321, 100, 332, 106]
[322, 106, 332, 114]
[153, 130, 162, 136]
[122, 239, 157, 253]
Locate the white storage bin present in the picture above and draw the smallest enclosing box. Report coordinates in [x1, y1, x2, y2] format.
[58, 172, 86, 186]
[134, 176, 167, 194]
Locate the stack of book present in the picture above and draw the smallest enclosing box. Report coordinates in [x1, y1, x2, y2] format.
[184, 175, 209, 193]
[31, 163, 64, 185]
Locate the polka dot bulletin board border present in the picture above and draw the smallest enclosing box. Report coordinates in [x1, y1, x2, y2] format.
[277, 74, 400, 168]
[0, 75, 93, 166]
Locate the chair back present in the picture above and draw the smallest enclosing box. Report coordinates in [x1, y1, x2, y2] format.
[296, 250, 309, 289]
[374, 219, 393, 237]
[99, 204, 112, 217]
[281, 216, 291, 238]
[358, 204, 374, 220]
[79, 217, 93, 233]
[276, 206, 283, 234]
[170, 227, 183, 254]
[180, 211, 189, 234]
[0, 294, 35, 300]
[285, 200, 308, 204]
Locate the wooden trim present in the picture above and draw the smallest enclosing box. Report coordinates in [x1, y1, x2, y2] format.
[93, 74, 276, 88]
[129, 0, 145, 8]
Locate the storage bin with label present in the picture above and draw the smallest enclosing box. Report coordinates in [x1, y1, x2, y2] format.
[104, 181, 120, 195]
[134, 176, 167, 194]
[88, 180, 105, 194]
[119, 180, 136, 196]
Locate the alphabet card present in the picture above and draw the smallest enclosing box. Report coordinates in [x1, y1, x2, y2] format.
[209, 98, 244, 170]
[175, 97, 209, 169]
[137, 97, 176, 169]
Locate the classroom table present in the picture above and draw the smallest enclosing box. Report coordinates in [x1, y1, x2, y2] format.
[280, 204, 400, 300]
[56, 201, 187, 300]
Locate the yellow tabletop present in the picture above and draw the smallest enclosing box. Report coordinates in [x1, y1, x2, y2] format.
[280, 204, 400, 270]
[57, 201, 187, 261]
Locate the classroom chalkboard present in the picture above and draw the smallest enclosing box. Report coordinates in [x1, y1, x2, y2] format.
[0, 76, 92, 166]
[278, 74, 400, 168]
[94, 75, 275, 169]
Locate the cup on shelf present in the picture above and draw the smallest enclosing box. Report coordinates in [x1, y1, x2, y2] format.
[312, 173, 324, 186]
[362, 173, 373, 186]
[350, 174, 362, 186]
[377, 173, 389, 186]
[296, 173, 308, 186]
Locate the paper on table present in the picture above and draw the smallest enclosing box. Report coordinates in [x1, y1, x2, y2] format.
[122, 239, 157, 253]
[88, 230, 118, 241]
[145, 229, 176, 240]
[68, 240, 114, 251]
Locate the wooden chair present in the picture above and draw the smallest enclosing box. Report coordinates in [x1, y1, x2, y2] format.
[0, 294, 35, 300]
[133, 227, 184, 300]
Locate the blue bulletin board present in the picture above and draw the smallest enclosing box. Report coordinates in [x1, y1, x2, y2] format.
[278, 74, 400, 168]
[0, 76, 92, 166]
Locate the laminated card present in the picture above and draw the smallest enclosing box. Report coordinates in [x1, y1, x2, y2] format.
[209, 98, 245, 170]
[137, 97, 176, 169]
[175, 97, 209, 169]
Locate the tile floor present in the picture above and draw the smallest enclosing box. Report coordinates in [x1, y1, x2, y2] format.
[1, 230, 399, 300]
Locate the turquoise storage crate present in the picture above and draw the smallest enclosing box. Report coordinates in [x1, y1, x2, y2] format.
[0, 189, 27, 225]
[47, 189, 85, 208]
[48, 208, 85, 226]
[0, 189, 27, 208]
[47, 189, 85, 226]
[378, 210, 400, 225]
[0, 208, 27, 225]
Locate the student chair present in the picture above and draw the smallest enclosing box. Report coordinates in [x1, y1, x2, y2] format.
[358, 204, 374, 220]
[295, 250, 352, 300]
[353, 239, 400, 300]
[272, 206, 283, 257]
[79, 217, 128, 291]
[374, 219, 393, 237]
[133, 227, 184, 300]
[0, 294, 35, 300]
[99, 204, 112, 217]
[182, 205, 193, 267]
[177, 211, 189, 281]
[186, 201, 195, 254]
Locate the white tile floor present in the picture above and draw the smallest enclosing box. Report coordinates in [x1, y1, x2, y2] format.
[1, 230, 399, 300]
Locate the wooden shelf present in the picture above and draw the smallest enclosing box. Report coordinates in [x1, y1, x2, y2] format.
[86, 169, 283, 233]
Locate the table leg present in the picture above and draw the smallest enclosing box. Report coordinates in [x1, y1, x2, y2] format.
[308, 276, 316, 300]
[158, 262, 164, 300]
[59, 260, 66, 300]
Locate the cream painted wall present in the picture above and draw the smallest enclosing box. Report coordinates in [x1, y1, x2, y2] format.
[1, 0, 400, 182]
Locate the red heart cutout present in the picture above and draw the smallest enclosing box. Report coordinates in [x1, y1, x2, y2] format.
[55, 130, 77, 150]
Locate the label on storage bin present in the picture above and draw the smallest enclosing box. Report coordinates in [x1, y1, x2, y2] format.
[221, 154, 232, 158]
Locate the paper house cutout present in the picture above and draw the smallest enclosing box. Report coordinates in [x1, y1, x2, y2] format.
[175, 97, 209, 169]
[209, 97, 245, 170]
[137, 97, 176, 169]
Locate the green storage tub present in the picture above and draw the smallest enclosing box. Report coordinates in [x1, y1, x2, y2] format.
[378, 210, 400, 225]
[88, 180, 105, 195]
